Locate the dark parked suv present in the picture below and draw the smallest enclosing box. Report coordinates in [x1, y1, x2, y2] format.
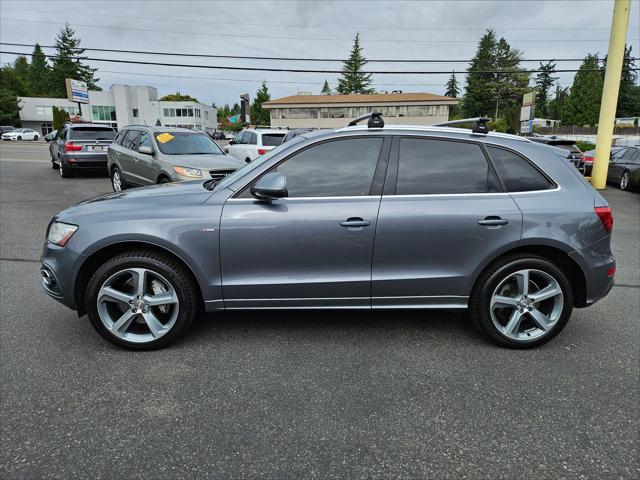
[49, 123, 117, 177]
[41, 116, 615, 350]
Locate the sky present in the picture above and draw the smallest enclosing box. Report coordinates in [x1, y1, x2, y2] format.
[0, 0, 639, 107]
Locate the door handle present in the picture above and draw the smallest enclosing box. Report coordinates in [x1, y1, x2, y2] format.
[478, 216, 508, 226]
[340, 217, 371, 228]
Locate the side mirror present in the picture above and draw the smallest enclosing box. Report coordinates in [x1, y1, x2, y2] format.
[251, 172, 288, 200]
[138, 145, 153, 155]
[229, 139, 236, 145]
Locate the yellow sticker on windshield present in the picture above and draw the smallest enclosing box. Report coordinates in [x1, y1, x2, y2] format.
[156, 133, 175, 143]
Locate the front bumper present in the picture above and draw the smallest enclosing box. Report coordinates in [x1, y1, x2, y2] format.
[40, 240, 84, 311]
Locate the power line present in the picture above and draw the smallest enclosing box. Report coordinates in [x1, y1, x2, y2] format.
[0, 17, 626, 44]
[3, 50, 637, 75]
[3, 42, 630, 64]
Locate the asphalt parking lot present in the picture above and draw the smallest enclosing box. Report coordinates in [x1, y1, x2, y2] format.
[1, 141, 638, 479]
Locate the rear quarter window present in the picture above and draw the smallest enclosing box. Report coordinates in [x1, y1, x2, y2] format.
[487, 146, 554, 192]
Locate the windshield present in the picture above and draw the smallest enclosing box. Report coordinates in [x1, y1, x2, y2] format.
[154, 132, 224, 155]
[71, 127, 116, 141]
[212, 135, 306, 191]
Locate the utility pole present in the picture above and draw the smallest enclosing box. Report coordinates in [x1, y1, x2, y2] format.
[591, 0, 631, 189]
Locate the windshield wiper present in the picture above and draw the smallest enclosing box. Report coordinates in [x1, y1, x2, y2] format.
[203, 178, 220, 191]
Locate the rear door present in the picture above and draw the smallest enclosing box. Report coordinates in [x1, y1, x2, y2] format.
[372, 136, 523, 308]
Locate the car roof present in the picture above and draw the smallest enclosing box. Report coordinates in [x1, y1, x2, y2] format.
[68, 123, 115, 129]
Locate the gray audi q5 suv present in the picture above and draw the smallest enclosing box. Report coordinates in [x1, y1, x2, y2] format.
[41, 116, 615, 349]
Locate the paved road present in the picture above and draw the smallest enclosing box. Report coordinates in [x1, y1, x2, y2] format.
[1, 142, 638, 479]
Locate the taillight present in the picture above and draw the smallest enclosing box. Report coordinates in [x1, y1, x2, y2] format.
[64, 141, 82, 152]
[595, 206, 613, 233]
[607, 266, 616, 277]
[583, 156, 594, 164]
[257, 148, 269, 155]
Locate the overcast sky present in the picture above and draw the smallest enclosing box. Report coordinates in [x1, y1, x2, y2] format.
[1, 0, 639, 107]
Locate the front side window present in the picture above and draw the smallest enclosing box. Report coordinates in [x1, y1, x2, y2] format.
[487, 146, 553, 192]
[275, 137, 384, 197]
[139, 132, 152, 149]
[123, 130, 141, 150]
[396, 138, 499, 195]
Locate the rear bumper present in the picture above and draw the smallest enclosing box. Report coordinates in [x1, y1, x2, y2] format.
[569, 234, 616, 306]
[62, 152, 108, 169]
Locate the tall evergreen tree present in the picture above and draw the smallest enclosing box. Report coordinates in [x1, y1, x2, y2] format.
[51, 23, 100, 97]
[13, 56, 30, 86]
[493, 37, 529, 126]
[321, 80, 331, 95]
[444, 71, 460, 98]
[0, 67, 22, 126]
[462, 29, 498, 117]
[547, 85, 569, 120]
[337, 33, 374, 94]
[605, 45, 640, 117]
[250, 81, 271, 126]
[29, 44, 52, 96]
[562, 54, 603, 126]
[534, 60, 558, 118]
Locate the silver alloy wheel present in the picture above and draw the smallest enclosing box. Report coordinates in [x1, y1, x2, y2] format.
[96, 267, 179, 343]
[112, 170, 122, 191]
[59, 160, 63, 177]
[490, 268, 564, 341]
[620, 171, 629, 190]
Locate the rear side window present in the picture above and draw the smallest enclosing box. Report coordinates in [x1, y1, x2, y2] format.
[487, 146, 553, 192]
[123, 130, 141, 151]
[69, 127, 116, 141]
[396, 138, 500, 194]
[275, 137, 384, 197]
[262, 134, 285, 146]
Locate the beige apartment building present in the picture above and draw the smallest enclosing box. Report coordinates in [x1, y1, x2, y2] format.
[263, 92, 459, 129]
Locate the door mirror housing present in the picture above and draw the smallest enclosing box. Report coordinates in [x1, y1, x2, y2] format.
[251, 172, 288, 200]
[228, 139, 236, 145]
[138, 145, 153, 155]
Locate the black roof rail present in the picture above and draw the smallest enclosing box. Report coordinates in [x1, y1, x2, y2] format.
[433, 117, 492, 134]
[348, 112, 384, 128]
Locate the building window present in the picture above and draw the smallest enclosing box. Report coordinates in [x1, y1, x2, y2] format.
[205, 111, 209, 120]
[40, 123, 54, 135]
[163, 108, 170, 116]
[59, 106, 78, 116]
[187, 108, 194, 117]
[36, 106, 53, 117]
[132, 108, 139, 118]
[322, 107, 349, 119]
[195, 109, 201, 118]
[91, 105, 117, 122]
[281, 108, 317, 119]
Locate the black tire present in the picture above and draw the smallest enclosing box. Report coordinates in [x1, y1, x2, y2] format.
[245, 157, 251, 163]
[85, 250, 199, 350]
[620, 170, 630, 191]
[111, 166, 126, 192]
[469, 254, 573, 348]
[33, 135, 38, 141]
[59, 158, 73, 178]
[158, 176, 171, 184]
[17, 136, 22, 141]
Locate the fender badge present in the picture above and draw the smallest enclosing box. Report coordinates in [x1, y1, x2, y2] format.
[202, 228, 216, 232]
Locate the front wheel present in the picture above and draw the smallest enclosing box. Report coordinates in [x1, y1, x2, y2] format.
[33, 135, 39, 141]
[620, 170, 630, 191]
[470, 255, 573, 348]
[85, 251, 199, 349]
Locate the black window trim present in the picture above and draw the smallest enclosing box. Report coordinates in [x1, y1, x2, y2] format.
[384, 135, 506, 196]
[484, 143, 558, 193]
[232, 134, 392, 199]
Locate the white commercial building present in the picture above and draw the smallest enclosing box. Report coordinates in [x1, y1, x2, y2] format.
[263, 92, 459, 129]
[18, 84, 217, 135]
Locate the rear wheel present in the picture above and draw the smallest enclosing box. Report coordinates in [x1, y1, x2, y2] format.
[85, 251, 199, 349]
[620, 170, 630, 191]
[111, 167, 125, 192]
[59, 158, 73, 178]
[470, 255, 573, 348]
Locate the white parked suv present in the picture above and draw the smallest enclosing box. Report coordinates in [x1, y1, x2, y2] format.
[225, 129, 286, 162]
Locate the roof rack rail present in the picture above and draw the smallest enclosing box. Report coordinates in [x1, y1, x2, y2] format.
[433, 117, 492, 134]
[348, 112, 384, 128]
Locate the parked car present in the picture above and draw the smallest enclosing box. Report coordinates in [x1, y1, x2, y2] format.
[225, 129, 286, 162]
[44, 130, 57, 142]
[2, 128, 39, 141]
[0, 125, 15, 134]
[606, 145, 640, 191]
[107, 126, 243, 191]
[282, 128, 316, 143]
[209, 131, 226, 140]
[581, 147, 623, 176]
[41, 115, 615, 350]
[528, 136, 584, 173]
[49, 123, 116, 177]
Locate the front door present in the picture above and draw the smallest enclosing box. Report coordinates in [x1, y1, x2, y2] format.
[130, 131, 156, 185]
[372, 136, 523, 308]
[220, 136, 390, 308]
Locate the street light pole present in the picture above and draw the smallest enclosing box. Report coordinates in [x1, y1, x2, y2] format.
[591, 0, 631, 190]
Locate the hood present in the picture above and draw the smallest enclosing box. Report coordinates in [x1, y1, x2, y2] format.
[56, 180, 215, 223]
[163, 154, 243, 171]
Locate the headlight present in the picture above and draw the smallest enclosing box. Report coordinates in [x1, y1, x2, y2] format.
[47, 221, 78, 246]
[173, 166, 202, 178]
